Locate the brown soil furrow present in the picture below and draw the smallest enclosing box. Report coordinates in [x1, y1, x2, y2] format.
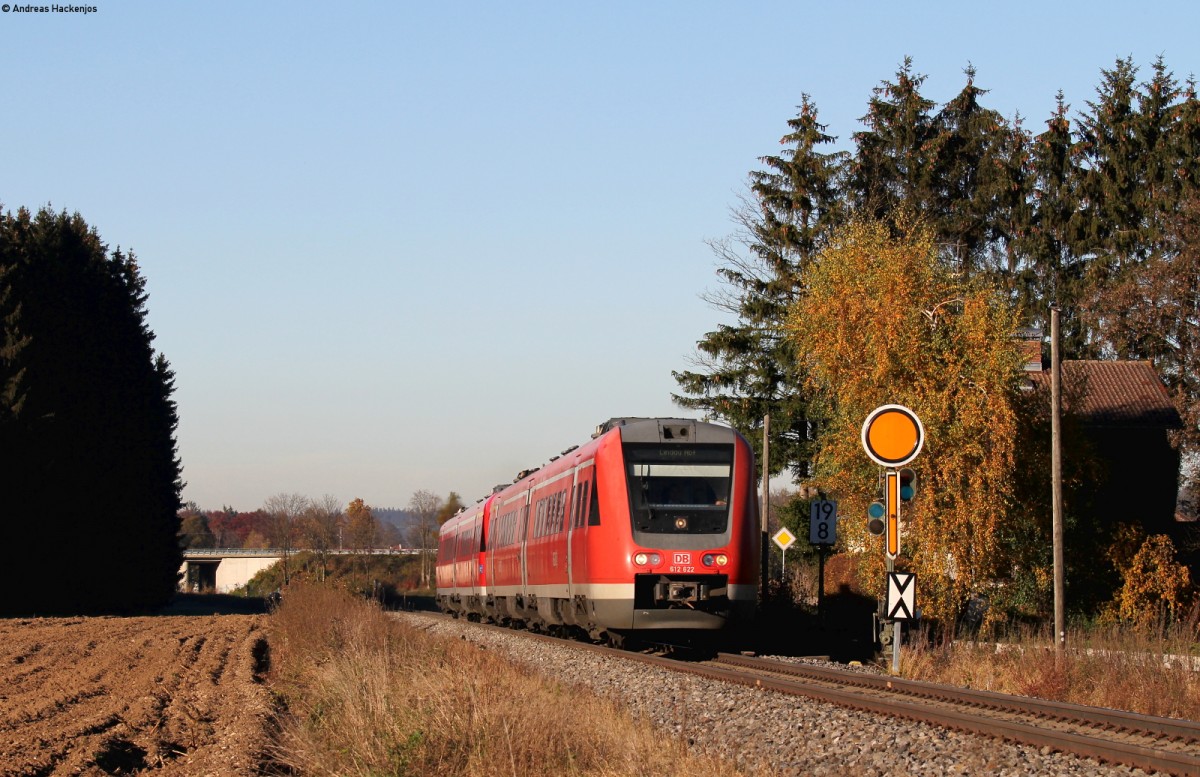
[0, 685, 110, 732]
[0, 613, 271, 775]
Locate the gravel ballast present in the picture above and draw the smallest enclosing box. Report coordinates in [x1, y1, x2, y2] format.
[401, 613, 1163, 777]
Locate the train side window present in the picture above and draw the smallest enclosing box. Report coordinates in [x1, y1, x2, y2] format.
[587, 477, 600, 526]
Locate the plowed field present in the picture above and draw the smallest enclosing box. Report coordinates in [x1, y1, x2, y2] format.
[0, 614, 273, 775]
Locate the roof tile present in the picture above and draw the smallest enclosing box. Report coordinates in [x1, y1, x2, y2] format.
[1031, 361, 1181, 427]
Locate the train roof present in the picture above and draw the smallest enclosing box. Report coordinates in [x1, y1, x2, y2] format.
[593, 417, 740, 444]
[478, 417, 744, 506]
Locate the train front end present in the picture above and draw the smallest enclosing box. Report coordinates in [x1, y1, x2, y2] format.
[589, 418, 760, 639]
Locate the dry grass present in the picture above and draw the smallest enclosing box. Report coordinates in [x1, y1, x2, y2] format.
[266, 584, 760, 776]
[900, 617, 1200, 721]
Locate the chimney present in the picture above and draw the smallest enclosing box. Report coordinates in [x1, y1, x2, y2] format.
[1016, 327, 1044, 372]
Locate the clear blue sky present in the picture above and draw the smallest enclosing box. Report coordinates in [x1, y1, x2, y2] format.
[3, 1, 1197, 511]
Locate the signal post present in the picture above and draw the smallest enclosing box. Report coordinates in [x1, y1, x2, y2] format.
[861, 405, 924, 673]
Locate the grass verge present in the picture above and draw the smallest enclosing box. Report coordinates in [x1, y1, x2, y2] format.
[266, 584, 759, 776]
[900, 617, 1200, 720]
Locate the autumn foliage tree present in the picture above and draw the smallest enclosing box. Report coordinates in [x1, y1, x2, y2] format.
[345, 498, 378, 552]
[787, 216, 1024, 626]
[436, 491, 466, 525]
[1110, 534, 1193, 627]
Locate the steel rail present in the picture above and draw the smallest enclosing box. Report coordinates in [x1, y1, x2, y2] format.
[715, 652, 1200, 743]
[699, 653, 1200, 777]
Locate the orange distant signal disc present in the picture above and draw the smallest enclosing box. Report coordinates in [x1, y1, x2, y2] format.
[862, 405, 924, 467]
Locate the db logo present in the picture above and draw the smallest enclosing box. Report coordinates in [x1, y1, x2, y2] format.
[672, 553, 690, 565]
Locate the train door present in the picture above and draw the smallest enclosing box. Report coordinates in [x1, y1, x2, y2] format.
[484, 509, 495, 602]
[518, 489, 532, 599]
[568, 460, 594, 599]
[565, 467, 579, 597]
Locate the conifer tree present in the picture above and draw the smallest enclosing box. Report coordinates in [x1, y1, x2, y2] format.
[1075, 58, 1150, 359]
[989, 113, 1036, 289]
[926, 65, 1012, 277]
[0, 206, 183, 614]
[1021, 93, 1090, 352]
[848, 58, 938, 222]
[1170, 78, 1200, 190]
[673, 95, 844, 476]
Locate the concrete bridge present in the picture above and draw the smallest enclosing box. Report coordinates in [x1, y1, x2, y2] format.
[179, 549, 283, 593]
[178, 548, 421, 593]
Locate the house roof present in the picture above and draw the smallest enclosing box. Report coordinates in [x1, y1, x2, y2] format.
[1030, 360, 1182, 428]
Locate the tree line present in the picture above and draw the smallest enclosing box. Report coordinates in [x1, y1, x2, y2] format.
[674, 56, 1199, 627]
[0, 206, 183, 615]
[180, 489, 467, 588]
[676, 55, 1200, 479]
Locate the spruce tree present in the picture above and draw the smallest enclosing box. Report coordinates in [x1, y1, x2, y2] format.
[926, 65, 1013, 277]
[847, 58, 938, 222]
[989, 113, 1036, 292]
[1075, 58, 1150, 359]
[1022, 93, 1090, 353]
[673, 95, 844, 477]
[0, 207, 183, 614]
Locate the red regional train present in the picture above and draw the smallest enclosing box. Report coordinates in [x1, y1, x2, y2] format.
[435, 417, 760, 646]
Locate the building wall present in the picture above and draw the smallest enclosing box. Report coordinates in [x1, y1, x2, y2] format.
[178, 555, 281, 593]
[1087, 426, 1180, 537]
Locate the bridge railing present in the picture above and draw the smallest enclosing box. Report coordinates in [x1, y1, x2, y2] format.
[181, 548, 423, 558]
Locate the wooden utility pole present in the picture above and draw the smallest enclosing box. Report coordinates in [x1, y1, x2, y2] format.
[761, 414, 770, 597]
[1051, 306, 1066, 651]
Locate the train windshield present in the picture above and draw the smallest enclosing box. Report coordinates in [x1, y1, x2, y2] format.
[624, 444, 732, 534]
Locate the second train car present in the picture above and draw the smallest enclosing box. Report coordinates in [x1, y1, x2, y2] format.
[436, 417, 759, 645]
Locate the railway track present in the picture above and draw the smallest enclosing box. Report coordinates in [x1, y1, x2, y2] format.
[700, 652, 1200, 777]
[436, 615, 1200, 776]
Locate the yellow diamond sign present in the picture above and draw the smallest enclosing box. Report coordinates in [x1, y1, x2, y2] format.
[772, 527, 796, 550]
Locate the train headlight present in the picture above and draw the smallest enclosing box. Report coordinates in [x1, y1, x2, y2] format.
[702, 553, 729, 567]
[715, 554, 728, 566]
[633, 552, 662, 566]
[702, 554, 714, 566]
